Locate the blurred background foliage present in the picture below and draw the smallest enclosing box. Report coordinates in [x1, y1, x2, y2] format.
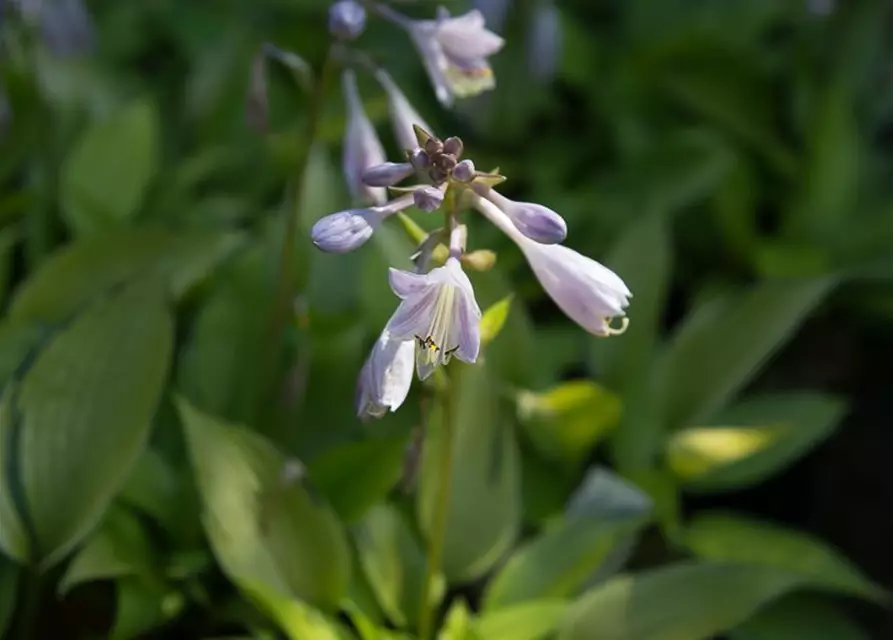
[1, 0, 892, 638]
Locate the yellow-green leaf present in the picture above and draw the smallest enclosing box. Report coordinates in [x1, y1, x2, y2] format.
[480, 295, 513, 346]
[475, 600, 566, 640]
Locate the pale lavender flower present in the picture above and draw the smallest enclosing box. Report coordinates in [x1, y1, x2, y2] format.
[356, 329, 415, 419]
[385, 249, 482, 379]
[375, 69, 434, 152]
[362, 161, 415, 187]
[329, 0, 367, 40]
[311, 194, 415, 253]
[342, 70, 387, 205]
[473, 194, 630, 336]
[527, 0, 561, 82]
[477, 185, 567, 244]
[13, 0, 94, 57]
[452, 159, 476, 182]
[380, 5, 505, 106]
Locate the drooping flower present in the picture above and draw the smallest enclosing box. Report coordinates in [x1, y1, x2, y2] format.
[311, 194, 415, 253]
[473, 194, 630, 336]
[375, 69, 434, 152]
[379, 5, 505, 106]
[385, 257, 482, 379]
[356, 329, 415, 419]
[362, 162, 416, 187]
[476, 185, 567, 244]
[342, 70, 387, 205]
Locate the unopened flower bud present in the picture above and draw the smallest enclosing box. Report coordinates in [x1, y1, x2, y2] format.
[443, 136, 464, 157]
[452, 159, 475, 182]
[311, 209, 380, 253]
[328, 0, 366, 40]
[362, 162, 415, 187]
[460, 249, 497, 271]
[342, 70, 387, 205]
[424, 137, 444, 156]
[413, 186, 445, 213]
[436, 154, 457, 172]
[409, 148, 431, 171]
[480, 187, 567, 244]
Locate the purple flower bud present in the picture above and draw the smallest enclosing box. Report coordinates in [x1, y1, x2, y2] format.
[311, 209, 380, 253]
[342, 70, 387, 205]
[413, 186, 445, 213]
[362, 162, 415, 187]
[409, 148, 432, 171]
[452, 159, 475, 182]
[481, 187, 567, 244]
[328, 0, 366, 40]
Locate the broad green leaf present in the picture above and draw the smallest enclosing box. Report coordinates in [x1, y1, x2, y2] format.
[418, 363, 521, 582]
[0, 554, 17, 639]
[354, 504, 444, 629]
[0, 226, 18, 307]
[480, 295, 513, 346]
[178, 398, 350, 610]
[589, 212, 672, 472]
[309, 436, 408, 524]
[112, 578, 185, 640]
[59, 507, 153, 595]
[475, 600, 566, 640]
[177, 245, 277, 428]
[0, 322, 45, 389]
[558, 562, 802, 640]
[667, 393, 846, 493]
[242, 581, 353, 640]
[10, 230, 240, 324]
[118, 449, 187, 540]
[516, 381, 621, 468]
[61, 100, 159, 236]
[0, 386, 29, 560]
[682, 513, 886, 603]
[730, 594, 869, 640]
[657, 278, 834, 430]
[484, 508, 648, 610]
[4, 278, 172, 568]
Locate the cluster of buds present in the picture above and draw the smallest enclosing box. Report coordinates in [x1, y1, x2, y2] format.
[311, 126, 632, 420]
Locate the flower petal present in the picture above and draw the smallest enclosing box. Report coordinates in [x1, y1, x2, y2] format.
[388, 267, 430, 299]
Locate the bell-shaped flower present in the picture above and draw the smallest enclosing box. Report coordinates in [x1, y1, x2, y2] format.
[382, 5, 504, 106]
[385, 258, 482, 379]
[375, 70, 434, 152]
[473, 195, 631, 336]
[342, 70, 387, 205]
[311, 194, 415, 253]
[356, 329, 415, 419]
[478, 186, 567, 244]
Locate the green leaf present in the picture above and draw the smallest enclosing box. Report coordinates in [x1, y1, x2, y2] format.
[438, 599, 481, 640]
[177, 245, 277, 428]
[112, 578, 185, 640]
[682, 513, 886, 603]
[118, 449, 186, 540]
[354, 504, 444, 629]
[516, 381, 621, 468]
[178, 398, 350, 610]
[2, 278, 173, 568]
[10, 230, 240, 324]
[590, 212, 672, 472]
[0, 553, 17, 639]
[0, 226, 18, 307]
[484, 467, 650, 611]
[558, 562, 802, 640]
[475, 600, 566, 640]
[59, 506, 153, 595]
[418, 363, 521, 582]
[242, 580, 353, 640]
[61, 100, 159, 236]
[479, 295, 513, 347]
[657, 278, 834, 430]
[309, 436, 408, 524]
[666, 393, 847, 493]
[730, 594, 870, 640]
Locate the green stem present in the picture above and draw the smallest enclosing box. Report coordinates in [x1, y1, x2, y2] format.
[418, 367, 458, 640]
[261, 47, 336, 438]
[14, 570, 40, 640]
